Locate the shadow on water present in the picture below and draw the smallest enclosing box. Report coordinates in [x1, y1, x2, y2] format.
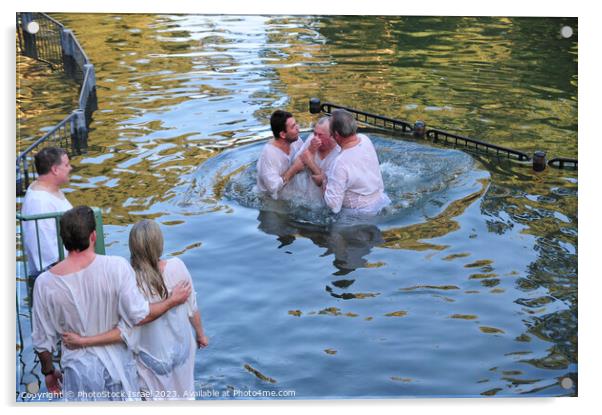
[257, 209, 384, 277]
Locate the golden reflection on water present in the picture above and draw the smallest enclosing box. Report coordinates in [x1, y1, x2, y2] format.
[16, 53, 80, 150]
[24, 14, 575, 232]
[381, 178, 488, 251]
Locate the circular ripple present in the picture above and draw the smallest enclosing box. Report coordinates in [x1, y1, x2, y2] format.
[178, 131, 490, 228]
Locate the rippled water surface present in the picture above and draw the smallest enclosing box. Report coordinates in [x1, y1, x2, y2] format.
[16, 15, 577, 399]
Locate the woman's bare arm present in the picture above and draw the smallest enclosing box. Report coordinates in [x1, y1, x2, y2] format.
[190, 310, 208, 348]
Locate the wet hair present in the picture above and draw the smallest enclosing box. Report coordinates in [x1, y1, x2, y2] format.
[330, 109, 357, 138]
[270, 110, 293, 139]
[34, 147, 68, 176]
[60, 206, 96, 252]
[129, 219, 168, 300]
[316, 116, 330, 128]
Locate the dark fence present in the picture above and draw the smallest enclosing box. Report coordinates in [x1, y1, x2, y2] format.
[311, 98, 577, 170]
[16, 12, 98, 196]
[16, 110, 88, 197]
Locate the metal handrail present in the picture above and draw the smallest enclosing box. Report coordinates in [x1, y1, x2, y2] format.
[427, 128, 530, 162]
[18, 113, 75, 158]
[16, 12, 98, 196]
[17, 207, 107, 278]
[548, 157, 578, 169]
[41, 13, 65, 29]
[311, 98, 577, 170]
[320, 102, 414, 132]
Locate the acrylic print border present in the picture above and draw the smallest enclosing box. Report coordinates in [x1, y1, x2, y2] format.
[8, 0, 591, 412]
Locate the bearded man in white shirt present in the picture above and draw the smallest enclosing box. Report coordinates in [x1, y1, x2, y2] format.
[256, 110, 314, 200]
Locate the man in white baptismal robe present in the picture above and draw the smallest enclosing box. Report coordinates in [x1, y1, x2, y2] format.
[288, 116, 341, 206]
[323, 109, 390, 216]
[256, 110, 308, 200]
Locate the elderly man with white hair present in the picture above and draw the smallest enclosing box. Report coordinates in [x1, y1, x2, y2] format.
[287, 116, 341, 205]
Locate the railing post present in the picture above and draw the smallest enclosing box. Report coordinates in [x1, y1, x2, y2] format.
[16, 164, 24, 197]
[71, 110, 88, 155]
[83, 63, 98, 122]
[533, 151, 546, 172]
[60, 29, 76, 79]
[23, 158, 30, 193]
[20, 13, 38, 60]
[309, 97, 321, 114]
[55, 216, 65, 261]
[92, 208, 106, 255]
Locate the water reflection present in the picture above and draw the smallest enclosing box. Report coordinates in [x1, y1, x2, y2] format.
[257, 209, 383, 276]
[474, 157, 577, 394]
[16, 53, 80, 150]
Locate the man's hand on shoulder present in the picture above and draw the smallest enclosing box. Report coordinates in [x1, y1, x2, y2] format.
[169, 280, 192, 306]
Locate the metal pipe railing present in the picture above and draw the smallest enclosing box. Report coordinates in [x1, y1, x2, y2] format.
[16, 13, 98, 196]
[309, 98, 577, 170]
[16, 207, 107, 279]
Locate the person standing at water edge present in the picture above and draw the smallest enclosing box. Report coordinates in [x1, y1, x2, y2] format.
[63, 219, 209, 401]
[324, 109, 390, 215]
[22, 147, 73, 274]
[256, 110, 308, 199]
[32, 206, 192, 401]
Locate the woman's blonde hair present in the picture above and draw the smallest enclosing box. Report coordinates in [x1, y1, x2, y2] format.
[129, 219, 168, 300]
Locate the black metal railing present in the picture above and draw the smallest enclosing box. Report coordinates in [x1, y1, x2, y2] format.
[427, 128, 530, 162]
[310, 98, 577, 170]
[19, 12, 64, 68]
[548, 157, 578, 169]
[16, 12, 98, 196]
[319, 102, 414, 133]
[16, 110, 88, 196]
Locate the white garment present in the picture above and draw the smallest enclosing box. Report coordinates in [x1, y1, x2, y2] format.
[118, 257, 199, 401]
[324, 134, 390, 214]
[32, 255, 150, 401]
[287, 134, 342, 206]
[21, 187, 73, 273]
[256, 138, 304, 199]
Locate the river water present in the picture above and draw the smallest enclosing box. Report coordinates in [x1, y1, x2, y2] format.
[16, 15, 577, 400]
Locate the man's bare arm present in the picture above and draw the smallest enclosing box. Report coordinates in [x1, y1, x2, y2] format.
[282, 157, 305, 184]
[37, 350, 62, 394]
[136, 280, 191, 326]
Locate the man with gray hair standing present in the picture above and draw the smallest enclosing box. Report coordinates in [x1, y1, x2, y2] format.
[323, 109, 390, 215]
